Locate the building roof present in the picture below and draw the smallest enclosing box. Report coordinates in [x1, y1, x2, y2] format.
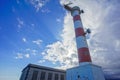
[22, 64, 66, 73]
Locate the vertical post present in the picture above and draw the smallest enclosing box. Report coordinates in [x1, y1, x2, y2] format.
[71, 6, 92, 63]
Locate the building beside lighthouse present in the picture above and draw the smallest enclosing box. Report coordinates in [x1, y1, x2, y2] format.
[20, 64, 66, 80]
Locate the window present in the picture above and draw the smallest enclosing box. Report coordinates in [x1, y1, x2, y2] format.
[54, 74, 59, 80]
[40, 71, 46, 80]
[60, 74, 64, 80]
[32, 70, 38, 80]
[48, 73, 53, 80]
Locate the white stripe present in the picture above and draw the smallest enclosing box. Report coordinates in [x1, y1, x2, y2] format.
[74, 20, 83, 29]
[72, 10, 79, 16]
[76, 36, 88, 48]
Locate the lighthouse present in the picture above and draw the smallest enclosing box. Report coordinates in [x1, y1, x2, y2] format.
[64, 4, 105, 80]
[65, 5, 91, 63]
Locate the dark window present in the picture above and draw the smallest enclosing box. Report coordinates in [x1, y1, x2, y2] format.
[54, 74, 59, 80]
[32, 70, 38, 80]
[48, 73, 53, 80]
[40, 71, 46, 80]
[60, 74, 64, 80]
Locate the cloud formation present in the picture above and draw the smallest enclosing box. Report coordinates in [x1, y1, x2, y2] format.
[56, 18, 61, 23]
[42, 0, 120, 79]
[15, 53, 30, 59]
[41, 9, 50, 13]
[38, 59, 45, 63]
[27, 0, 49, 12]
[15, 53, 23, 59]
[32, 39, 43, 45]
[22, 37, 27, 42]
[42, 13, 78, 69]
[17, 18, 24, 29]
[15, 49, 38, 59]
[25, 53, 30, 58]
[15, 39, 42, 59]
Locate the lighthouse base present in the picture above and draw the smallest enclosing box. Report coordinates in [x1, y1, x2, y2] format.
[66, 62, 105, 80]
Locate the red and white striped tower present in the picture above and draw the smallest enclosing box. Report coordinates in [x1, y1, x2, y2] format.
[64, 5, 92, 63]
[65, 5, 105, 80]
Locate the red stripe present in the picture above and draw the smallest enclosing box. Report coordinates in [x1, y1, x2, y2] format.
[75, 28, 85, 37]
[77, 48, 92, 63]
[73, 15, 81, 21]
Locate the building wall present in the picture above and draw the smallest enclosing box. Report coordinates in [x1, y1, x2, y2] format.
[66, 63, 105, 80]
[66, 64, 94, 80]
[20, 64, 66, 80]
[92, 65, 105, 80]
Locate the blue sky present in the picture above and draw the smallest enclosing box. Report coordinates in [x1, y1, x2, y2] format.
[0, 0, 120, 80]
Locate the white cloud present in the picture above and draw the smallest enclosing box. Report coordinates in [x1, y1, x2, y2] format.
[15, 48, 38, 59]
[60, 0, 71, 5]
[31, 49, 37, 55]
[56, 18, 61, 23]
[41, 9, 50, 13]
[27, 0, 49, 12]
[38, 59, 45, 63]
[22, 37, 27, 42]
[25, 54, 30, 58]
[15, 53, 23, 59]
[41, 52, 45, 55]
[32, 39, 42, 45]
[17, 18, 24, 28]
[15, 53, 30, 59]
[42, 13, 78, 69]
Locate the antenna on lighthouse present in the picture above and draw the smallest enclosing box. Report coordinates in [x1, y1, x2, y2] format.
[63, 2, 73, 11]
